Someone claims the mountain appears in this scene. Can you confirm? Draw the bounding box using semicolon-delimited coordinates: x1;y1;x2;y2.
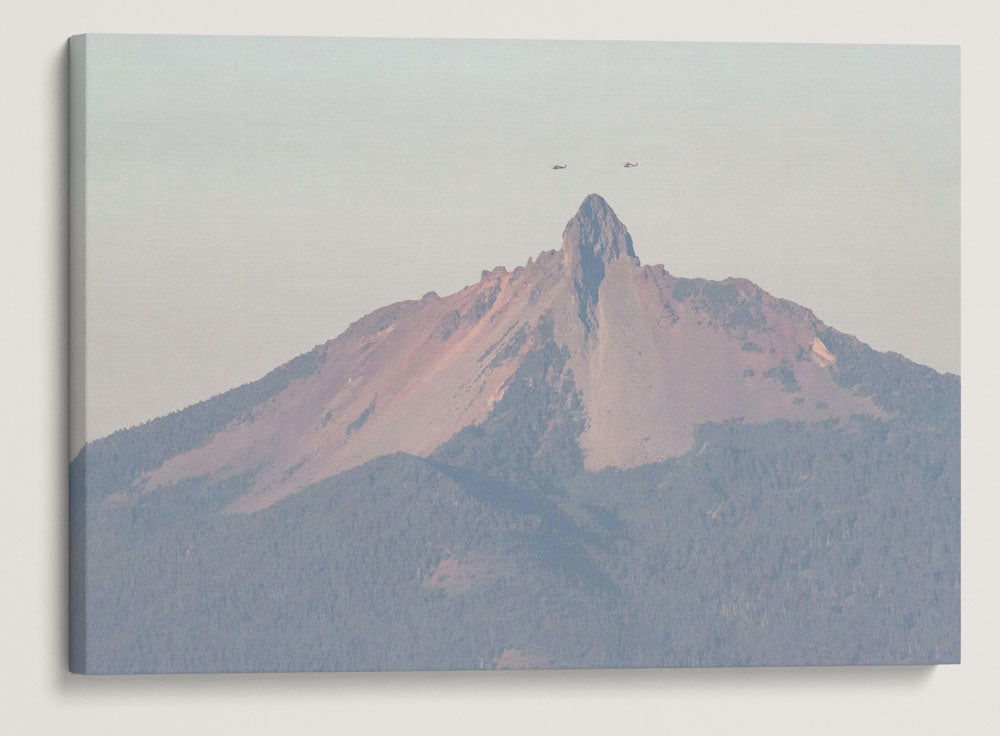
126;195;884;512
70;194;960;673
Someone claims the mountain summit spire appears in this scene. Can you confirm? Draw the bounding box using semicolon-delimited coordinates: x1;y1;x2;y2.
562;194;637;268
562;195;638;329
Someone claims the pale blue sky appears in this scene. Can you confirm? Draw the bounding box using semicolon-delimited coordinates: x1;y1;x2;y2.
82;35;959;444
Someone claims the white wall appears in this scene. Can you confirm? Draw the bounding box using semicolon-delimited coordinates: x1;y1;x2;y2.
2;2;997;734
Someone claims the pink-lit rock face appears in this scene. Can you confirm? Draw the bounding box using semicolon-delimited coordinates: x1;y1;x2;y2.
138;194;882;513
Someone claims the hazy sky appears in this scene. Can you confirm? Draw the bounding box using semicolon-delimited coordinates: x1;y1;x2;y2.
80;35;959;448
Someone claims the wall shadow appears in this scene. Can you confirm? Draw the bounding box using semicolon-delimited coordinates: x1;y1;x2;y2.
54;40;71;686
57;661;937;698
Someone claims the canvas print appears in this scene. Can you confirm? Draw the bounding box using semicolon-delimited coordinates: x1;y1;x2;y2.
68;36;960;673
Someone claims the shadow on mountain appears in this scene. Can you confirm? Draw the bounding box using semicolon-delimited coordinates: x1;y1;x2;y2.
427;459;619;599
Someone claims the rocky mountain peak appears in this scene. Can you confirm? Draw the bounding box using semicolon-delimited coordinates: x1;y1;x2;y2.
562;194;638;270
562;194;638;329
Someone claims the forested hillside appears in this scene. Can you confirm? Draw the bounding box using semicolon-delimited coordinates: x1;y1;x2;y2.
73;320;959;672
